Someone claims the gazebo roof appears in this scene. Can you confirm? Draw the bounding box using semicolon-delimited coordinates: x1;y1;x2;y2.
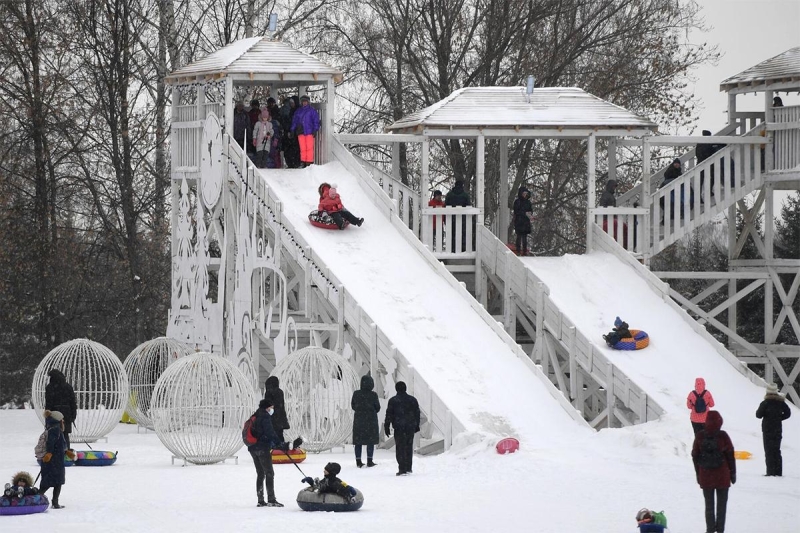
385;87;657;135
720;47;800;94
165;37;343;83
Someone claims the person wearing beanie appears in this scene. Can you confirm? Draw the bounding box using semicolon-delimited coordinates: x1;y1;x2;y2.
290;95;321;167
45;369;77;451
659;158;693;221
756;383;792;476
39;410;73;508
252;108;274;169
318;185;364;229
384;381;421;476
247;399;294;507
301;462;358;502
687;377;715;434
351;374;380;468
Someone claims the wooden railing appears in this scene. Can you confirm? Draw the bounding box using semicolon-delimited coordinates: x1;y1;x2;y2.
773;105;800;170
649;137;765;255
349;152;420;235
421;207;481;258
617;123;740;208
590;207;648;256
478;224;664;427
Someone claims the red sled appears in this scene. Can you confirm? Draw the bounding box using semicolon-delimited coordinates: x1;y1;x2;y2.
495;437;520;455
309;209;349;230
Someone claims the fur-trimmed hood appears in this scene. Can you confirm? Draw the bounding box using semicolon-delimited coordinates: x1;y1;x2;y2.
764;392;786;402
12;471;34;487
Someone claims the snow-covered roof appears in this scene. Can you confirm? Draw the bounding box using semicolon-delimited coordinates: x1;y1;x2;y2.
166;37;342;83
385;87;657;133
720;47;800;93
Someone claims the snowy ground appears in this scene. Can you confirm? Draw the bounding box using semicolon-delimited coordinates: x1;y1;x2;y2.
1;410;798;532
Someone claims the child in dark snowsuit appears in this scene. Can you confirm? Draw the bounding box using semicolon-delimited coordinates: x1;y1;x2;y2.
318;185;364;230
603;316;632;346
3;471;39;499
302;462;357;502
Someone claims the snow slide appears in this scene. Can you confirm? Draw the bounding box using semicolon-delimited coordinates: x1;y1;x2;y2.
523;252;799;440
260;163;590;447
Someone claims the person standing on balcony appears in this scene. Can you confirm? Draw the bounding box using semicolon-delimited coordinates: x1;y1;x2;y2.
253;109;274;169
445;180;471;252
233;101;251;149
291;95;320;167
772;96;783;107
512;187;533;256
599;179;617;207
247;99;261;155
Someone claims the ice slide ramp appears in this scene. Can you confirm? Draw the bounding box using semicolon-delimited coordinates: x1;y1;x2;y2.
521;250;799;439
258;161;590;448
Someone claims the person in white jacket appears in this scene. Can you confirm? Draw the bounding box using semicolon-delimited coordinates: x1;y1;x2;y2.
252;109;274;169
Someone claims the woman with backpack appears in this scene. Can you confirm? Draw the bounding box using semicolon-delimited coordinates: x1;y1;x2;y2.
691;410;735;533
38;410;75;509
687;377;715;434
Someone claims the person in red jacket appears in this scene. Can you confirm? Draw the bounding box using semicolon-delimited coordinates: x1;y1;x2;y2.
692;410;735;533
687;377;715;434
318;185;363;230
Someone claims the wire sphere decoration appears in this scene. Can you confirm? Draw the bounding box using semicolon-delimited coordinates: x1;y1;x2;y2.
123;337;193;429
272;346;359;452
150;352;258;465
32;338;130;443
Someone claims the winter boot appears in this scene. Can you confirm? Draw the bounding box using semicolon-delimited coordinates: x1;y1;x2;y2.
266;500;284;507
356;218;364;227
356;459;364;468
257;489;267;507
367;459;377;467
52;502;65;509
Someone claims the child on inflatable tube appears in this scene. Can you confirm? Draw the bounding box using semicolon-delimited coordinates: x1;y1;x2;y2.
302;462;358;502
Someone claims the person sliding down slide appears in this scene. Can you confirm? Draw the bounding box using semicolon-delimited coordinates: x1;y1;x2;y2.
318;185;364;230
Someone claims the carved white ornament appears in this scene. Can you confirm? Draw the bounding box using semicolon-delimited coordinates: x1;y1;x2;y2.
201;114;223;209
123;337;193;429
272;346;359;452
150;352;258;464
32;339;130;442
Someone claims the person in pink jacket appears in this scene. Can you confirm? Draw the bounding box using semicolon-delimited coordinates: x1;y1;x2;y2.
687;377;715;434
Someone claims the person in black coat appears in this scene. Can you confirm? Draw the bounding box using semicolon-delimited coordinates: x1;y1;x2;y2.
351;374;381;468
301;462;358;502
659;158;693;221
263;376;289;443
512;187;533;256
445;180;472;252
248;399;288;507
39;410;73;509
45;369;77;450
599;179;617;208
755;383;792;476
384;381;420;476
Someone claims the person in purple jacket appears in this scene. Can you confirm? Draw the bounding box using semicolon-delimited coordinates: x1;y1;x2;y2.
290;95;321;167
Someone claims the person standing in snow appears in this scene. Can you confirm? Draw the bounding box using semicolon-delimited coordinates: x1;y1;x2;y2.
45;369;77;451
351;374;380;468
687;377;715;435
263;376;289;444
755;382;792;476
384;381;420;476
39;410;74;509
691;410;735;533
290;95;320;167
512;186;533;256
248;399;288;507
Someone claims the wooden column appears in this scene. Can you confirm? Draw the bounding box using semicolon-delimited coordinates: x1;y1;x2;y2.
476;133;485;224
608;138;617;182
728;92;737;131
764;182;774;346
642;137;651;263
498;138;509;242
420;138;430;239
585;133;596;252
224;77;234;136
727;202;738;346
765;90;775;172
325;78;336;164
392;142;401;183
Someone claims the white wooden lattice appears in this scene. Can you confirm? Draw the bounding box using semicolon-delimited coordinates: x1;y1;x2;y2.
123;337;193;429
272;346;359;452
150;352;258;464
32;339;130;442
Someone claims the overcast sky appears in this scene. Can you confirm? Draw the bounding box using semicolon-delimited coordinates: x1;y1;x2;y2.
689;0;800;134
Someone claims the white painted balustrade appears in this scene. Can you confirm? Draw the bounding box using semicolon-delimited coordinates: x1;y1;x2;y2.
772;105;800;170
421;207;481;257
590;207;648;255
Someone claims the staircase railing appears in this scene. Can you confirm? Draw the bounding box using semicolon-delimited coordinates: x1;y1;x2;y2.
773;105;800;170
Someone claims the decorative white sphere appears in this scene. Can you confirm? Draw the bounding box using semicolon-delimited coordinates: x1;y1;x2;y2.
32;338;130;442
273;346;359;452
123;337;193;429
150;352;258;464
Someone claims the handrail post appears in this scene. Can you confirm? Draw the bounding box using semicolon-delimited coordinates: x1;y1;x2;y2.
586;133;596;252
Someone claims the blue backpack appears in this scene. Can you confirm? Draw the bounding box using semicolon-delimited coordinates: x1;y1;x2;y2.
693;391;707;413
